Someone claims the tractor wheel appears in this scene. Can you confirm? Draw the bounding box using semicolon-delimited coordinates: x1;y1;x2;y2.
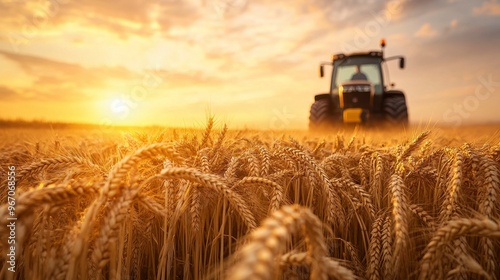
309;99;332;130
383;95;408;125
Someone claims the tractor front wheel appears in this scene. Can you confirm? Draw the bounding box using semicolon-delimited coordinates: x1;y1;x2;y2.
309;99;333;130
383;95;409;125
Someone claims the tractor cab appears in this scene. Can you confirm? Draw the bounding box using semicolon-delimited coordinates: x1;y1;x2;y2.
331;54;383;93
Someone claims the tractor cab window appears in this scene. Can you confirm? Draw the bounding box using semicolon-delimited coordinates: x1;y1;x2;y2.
332;58;384;94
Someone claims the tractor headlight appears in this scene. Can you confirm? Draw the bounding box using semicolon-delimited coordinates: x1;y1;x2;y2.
342;85;371;93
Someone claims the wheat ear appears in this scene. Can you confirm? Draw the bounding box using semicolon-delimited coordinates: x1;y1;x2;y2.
440;151;463;222
67;143;183;279
389;174;408;273
367;213;384;280
17;156;101;181
92;187;139;274
477;155;499;276
420;217;500;280
279;146;342;227
226;205;330;280
232;177;284;213
159;167;257;229
280;252;355;280
399;131;430;160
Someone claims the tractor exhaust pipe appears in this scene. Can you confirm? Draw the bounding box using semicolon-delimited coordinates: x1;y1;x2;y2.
380;38;386;58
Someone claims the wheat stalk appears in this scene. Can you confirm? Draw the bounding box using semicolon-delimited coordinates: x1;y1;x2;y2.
279;146;342;227
92;187;139;275
66;143;184;279
47;220;82;280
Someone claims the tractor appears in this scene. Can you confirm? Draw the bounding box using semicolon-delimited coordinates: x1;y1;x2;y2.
309;39;409;129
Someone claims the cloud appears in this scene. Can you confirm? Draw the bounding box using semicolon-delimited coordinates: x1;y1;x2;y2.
0;49;232;103
450;19;458;28
0;49;135;85
473;0;500;15
247;0;388;30
415;23;438;37
0;49;140;102
443;19;458;35
405;23;500;69
0;49;81;75
393;0;446;20
0;85;19;100
155;70;224;89
0;83;88;102
0;0;201;40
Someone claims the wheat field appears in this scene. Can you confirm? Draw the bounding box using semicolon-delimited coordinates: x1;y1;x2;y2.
1;120;499;280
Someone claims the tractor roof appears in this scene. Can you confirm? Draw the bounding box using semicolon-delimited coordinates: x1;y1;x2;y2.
332;51;383;61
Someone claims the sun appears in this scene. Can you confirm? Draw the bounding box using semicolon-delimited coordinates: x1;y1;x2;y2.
111;98;128;114
92;96;134;126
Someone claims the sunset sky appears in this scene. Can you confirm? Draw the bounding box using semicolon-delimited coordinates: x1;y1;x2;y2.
1;0;500;129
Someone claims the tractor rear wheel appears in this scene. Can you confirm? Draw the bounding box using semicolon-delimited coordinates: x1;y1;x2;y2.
383;95;408;125
309;99;332;130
